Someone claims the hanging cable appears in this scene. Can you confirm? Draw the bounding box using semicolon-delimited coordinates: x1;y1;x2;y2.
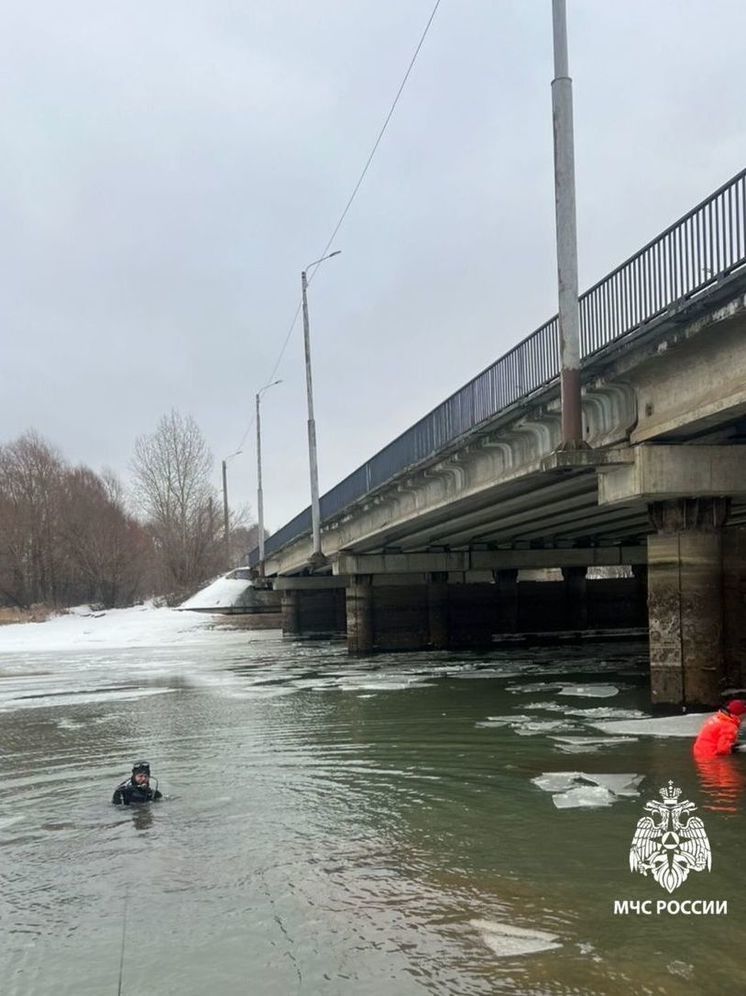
232;0;443;453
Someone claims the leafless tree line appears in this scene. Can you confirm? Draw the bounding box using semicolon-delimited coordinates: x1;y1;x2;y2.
0;412;260;610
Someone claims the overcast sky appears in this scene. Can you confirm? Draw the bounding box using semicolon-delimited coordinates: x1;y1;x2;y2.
2;1;744;532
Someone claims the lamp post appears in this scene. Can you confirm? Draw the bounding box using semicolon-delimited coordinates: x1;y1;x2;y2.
551;0;583;446
301;249;341;561
256;379;282;568
221;449;242;570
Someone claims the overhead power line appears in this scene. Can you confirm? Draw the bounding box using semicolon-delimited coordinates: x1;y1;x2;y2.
233;0;443;455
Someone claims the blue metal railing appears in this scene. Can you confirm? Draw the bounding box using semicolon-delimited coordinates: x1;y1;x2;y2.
249;167;746;566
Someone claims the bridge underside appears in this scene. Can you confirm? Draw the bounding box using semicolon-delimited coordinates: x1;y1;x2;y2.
263;284;746;709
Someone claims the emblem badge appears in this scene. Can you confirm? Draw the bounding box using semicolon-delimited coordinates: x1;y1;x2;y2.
629;781;711;893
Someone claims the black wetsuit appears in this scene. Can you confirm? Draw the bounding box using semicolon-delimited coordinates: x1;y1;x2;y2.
112;779;162;805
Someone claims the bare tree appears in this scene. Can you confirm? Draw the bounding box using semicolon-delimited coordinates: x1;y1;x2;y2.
0;432;66;607
59;467;150;607
130;411;221;593
229;521;268;567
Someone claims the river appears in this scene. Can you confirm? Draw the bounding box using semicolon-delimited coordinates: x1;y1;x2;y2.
1;612;744;995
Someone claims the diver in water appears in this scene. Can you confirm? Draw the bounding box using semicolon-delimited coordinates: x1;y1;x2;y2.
112;760;162;805
693;700;746;759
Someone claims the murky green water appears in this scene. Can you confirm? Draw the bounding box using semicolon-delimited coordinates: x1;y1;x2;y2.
1;625;745;995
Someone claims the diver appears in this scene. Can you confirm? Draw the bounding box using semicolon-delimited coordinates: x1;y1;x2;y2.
693;700;746;759
112;760;162;805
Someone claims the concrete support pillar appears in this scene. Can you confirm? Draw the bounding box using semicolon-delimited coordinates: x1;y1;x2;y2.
281;589;300;636
493;568;519;631
561;564;587;629
346;574;373;655
427;572;449;649
647;498;729;708
723;528;746;692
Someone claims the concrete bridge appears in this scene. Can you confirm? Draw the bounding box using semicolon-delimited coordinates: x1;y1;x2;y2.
248;167;746;709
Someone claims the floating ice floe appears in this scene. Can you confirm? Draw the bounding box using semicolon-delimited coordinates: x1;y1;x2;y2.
470;919;562;958
0;685;176;712
475;714;532;728
550;735;637;754
557;684;620;698
453;668;526;680
592;714;706;738
507;681;566;694
335;678;434;692
522;701;567;712
532;771;643;809
508;682;623;699
513;720;580;737
563;706;648;720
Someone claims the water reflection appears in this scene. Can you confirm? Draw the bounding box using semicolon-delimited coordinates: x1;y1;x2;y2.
130;805;154;832
695;755;746;814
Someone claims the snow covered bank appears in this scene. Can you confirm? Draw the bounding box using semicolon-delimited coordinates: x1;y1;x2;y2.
0;603;221;653
179;575;253;611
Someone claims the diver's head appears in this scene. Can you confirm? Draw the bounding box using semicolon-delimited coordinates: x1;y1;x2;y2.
131;760;151;786
726;700;746;718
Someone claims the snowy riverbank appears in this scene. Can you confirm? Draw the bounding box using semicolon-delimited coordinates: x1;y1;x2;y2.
0;603;221;654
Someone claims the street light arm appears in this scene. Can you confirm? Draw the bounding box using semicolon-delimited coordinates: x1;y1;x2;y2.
257;379;282;401
304;249;342;272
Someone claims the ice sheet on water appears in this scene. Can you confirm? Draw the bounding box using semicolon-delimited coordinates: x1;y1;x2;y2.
453;668;526;680
509;682;624;699
593;714;706;738
563;706;648;720
336;678;435;692
532;771;643;808
513;720;580;736
0;685;176;712
532;772;580;793
522;701;567;712
507;681;566;694
552;785;615;809
475;714;532;728
470;919;561;958
550;735;637;754
557;684;619;698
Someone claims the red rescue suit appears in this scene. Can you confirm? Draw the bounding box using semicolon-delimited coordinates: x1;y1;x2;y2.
693;709;742;760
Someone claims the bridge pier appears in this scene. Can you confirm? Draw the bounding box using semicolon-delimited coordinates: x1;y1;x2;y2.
647;498;729;709
280;589;300;635
427;573;449;650
346;575;373;655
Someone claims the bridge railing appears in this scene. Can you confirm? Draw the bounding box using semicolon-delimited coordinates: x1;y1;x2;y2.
249;166;746;566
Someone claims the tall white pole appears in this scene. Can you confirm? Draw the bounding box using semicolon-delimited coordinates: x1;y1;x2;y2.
301;269;322;558
256;392;265;565
222;458;230;570
551;0;583;446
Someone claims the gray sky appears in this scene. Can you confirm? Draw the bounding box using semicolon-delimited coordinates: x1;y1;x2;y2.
2;1;745;532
